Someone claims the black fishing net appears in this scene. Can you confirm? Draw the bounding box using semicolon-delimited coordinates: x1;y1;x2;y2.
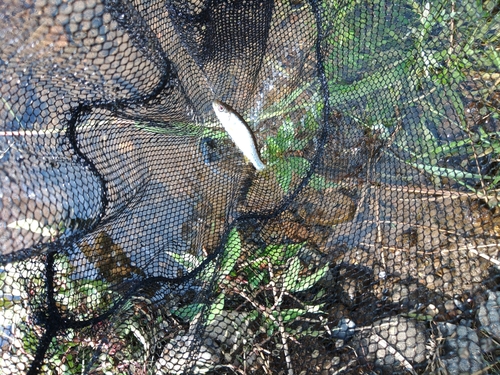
1;0;499;374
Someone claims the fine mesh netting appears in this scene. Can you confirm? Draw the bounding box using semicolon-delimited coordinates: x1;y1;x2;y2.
1;0;500;374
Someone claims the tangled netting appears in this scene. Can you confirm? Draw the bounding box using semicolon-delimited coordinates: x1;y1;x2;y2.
1;0;500;374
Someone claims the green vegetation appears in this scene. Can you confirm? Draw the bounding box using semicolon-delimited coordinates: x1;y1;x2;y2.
136;1;500;205
168;227;329;373
169;228;328;321
262;110;336;192
397;0;500;206
1;255;148;375
2;0;499;374
320;0;500;207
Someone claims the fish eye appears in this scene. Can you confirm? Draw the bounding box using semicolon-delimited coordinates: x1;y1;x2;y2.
218;105;224;111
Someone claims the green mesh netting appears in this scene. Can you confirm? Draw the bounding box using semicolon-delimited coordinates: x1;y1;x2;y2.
1;0;499;374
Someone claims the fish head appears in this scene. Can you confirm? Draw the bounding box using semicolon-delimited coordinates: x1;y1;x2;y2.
212;100;231;115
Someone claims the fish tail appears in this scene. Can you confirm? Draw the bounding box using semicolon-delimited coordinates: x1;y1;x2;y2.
253;158;266;171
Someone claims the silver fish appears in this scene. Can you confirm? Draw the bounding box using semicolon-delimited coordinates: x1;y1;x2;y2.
212;100;266;171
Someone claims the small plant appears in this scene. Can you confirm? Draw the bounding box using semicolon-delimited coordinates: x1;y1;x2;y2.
391;127;500;207
11;253;163;375
262;105;336;193
168;227;329;374
262;118;311;192
319;0;500;208
167;227;242;287
221;237;328;374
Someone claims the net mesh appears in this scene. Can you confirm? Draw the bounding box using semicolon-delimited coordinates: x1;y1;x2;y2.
1;0;499;374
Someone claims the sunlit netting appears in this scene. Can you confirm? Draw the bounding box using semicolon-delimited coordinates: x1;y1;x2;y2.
1;0;499;374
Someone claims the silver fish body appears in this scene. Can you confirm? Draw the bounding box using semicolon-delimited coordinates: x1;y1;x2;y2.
212;100;266;171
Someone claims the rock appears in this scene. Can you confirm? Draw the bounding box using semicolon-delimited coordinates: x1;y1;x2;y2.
157;333;221;375
352;316;428;373
331;318;356;340
437;322;485;374
477;290;500;339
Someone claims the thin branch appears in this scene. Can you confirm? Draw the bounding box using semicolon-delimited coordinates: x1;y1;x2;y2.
0;129;62;137
268;260;294;375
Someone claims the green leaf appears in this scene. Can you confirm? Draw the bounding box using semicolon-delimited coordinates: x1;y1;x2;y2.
262;244;284;264
275;159;294;193
206;293;225;323
220;228;241;278
273;156;311;193
283;257;301;292
258;81;315;122
166;251;201;271
260;243;304;265
172;303;204;321
284;243;304;259
264;137;282;163
202;127;229;140
247;269;266;290
135;120;226;138
0;298;14;309
280;308;308;323
276;119;296;149
290;263;330;293
288;157;310;177
406;159;492;181
309;174;338;191
266;319;277;337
